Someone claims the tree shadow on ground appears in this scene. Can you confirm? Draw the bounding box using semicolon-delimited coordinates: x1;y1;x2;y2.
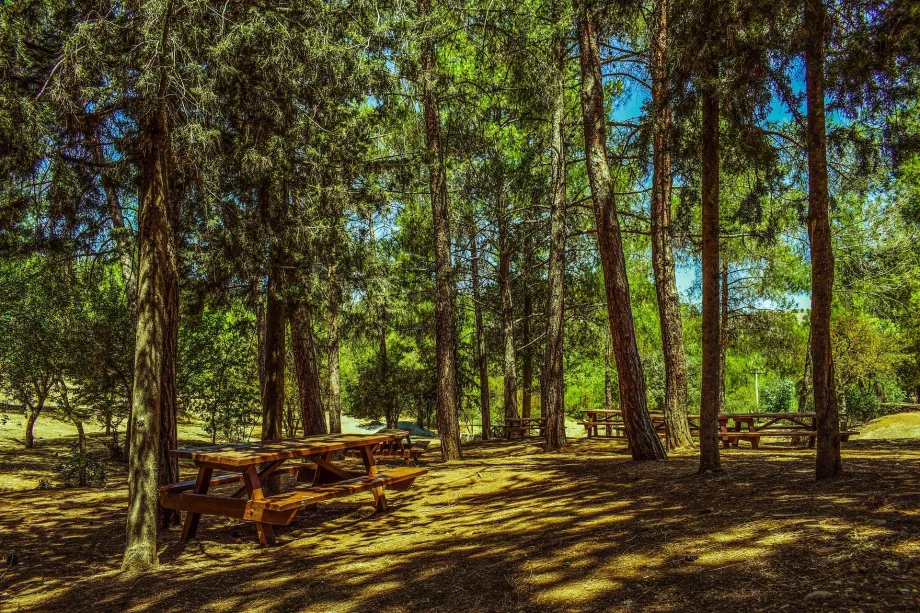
1;437;919;612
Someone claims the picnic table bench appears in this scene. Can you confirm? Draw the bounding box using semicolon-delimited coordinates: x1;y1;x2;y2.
160;432;427;546
504;417;546;439
716;412;858;448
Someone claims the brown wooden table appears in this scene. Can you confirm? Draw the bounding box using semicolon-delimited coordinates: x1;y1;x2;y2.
580;409;624;437
160;432;427;545
504;417;546;438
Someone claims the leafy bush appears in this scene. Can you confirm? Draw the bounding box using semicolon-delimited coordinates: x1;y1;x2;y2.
56;444;107;487
762;379;795;413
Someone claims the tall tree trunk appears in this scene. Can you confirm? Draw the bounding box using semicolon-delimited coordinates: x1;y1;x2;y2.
289;298;327;435
157;261;180;528
575;0;666;460
419;0;462;460
521;235;533;418
543;26;568;450
262;269;286;442
326;273;343;435
719;260;728;413
699;47;723;474
253;277;267;401
470;231;491;440
650;0;692;450
605;335;613;410
805;0;841;480
122;103;172;572
798;327;812;411
499;218;519;421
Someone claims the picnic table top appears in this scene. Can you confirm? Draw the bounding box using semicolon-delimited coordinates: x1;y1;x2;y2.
170;432;403;467
582;409;622;415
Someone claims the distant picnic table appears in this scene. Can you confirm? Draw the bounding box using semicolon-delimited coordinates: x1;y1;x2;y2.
578;409;625;438
579;409;858;448
160;432;427;546
504;417;546;439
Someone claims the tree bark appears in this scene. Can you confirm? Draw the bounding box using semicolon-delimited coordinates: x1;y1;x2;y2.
499;217;519;422
798;327;812;411
23;379;50;449
253;277;267;402
289;298;327;435
543;27;568;450
699;46;723;474
650;0;693;450
122;103;171;572
575;0;666;460
521;234;533;419
805;0;841;480
419;0;462;460
604;335;613;410
470;231;491;440
262;268;286;442
719;260;728;413
326;272;343;435
157;260;180;528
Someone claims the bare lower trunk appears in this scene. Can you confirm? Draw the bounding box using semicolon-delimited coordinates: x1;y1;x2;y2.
805;0;841;480
522;235;533;418
650;0;692;450
798;327;812;411
326;276;343;435
157;262;180;528
699;54;723;474
543;27;568;451
289;298;327;435
719;260;728;413
24;382;49;449
253;277;267;401
576;0;666;460
262;269;286;441
420;0;462;460
499;220;519;421
123;104;171;572
25;404;41;449
604;336;613;410
471;232;491;440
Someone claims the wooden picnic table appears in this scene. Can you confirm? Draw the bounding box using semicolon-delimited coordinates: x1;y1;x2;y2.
160;432;427;546
580;409;624;437
504;417;546;438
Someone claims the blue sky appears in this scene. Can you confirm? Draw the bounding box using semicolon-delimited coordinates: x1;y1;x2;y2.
609;71;812;311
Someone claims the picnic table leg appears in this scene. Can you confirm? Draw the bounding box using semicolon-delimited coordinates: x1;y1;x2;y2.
360;445;388;511
180;466;213;542
242;465;275;546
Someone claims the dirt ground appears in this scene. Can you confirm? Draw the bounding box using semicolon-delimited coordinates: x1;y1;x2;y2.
1;416;919;613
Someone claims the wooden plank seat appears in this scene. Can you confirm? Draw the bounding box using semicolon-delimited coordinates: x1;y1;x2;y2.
577;420;625;438
721;430;859;449
250;467;427;515
161;467;427;527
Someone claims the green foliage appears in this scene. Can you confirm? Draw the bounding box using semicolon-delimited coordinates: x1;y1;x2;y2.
178;304;260;443
762;379;796;413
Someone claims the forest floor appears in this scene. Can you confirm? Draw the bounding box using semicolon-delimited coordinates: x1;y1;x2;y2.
1;413;919;613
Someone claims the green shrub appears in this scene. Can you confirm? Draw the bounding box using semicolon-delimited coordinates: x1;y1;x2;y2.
762;379;795;413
